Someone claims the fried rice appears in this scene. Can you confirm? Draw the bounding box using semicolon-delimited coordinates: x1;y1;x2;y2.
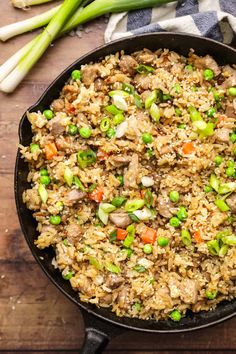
21;48;236;321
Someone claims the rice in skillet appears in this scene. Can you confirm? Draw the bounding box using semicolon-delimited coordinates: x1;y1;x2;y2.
21;48;236;321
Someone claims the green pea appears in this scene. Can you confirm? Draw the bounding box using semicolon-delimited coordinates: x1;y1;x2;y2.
204;185;213;193
111;196;126;207
226;166;235;177
230;133;236;143
203;69;214;81
169;310;181;322
214;155;223;166
142;133;153;144
157;237;169;247
206;107;216;117
143;244;153;254
228;87;236;96
185;64;193;71
106;128;115;139
113;113;124;125
175;108;182;117
206;290;218;300
169;191;179;203
40;168;48;176
71;69;81;80
169;217;181;228
43;109;54;120
68;124;78;135
79;126;92;139
49;215;61;225
133;302;141;311
177;206;188;221
100;118;111;132
30;143;40;153
40;175;51;186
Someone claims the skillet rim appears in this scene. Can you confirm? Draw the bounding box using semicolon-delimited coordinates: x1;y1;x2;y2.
15;31;236;333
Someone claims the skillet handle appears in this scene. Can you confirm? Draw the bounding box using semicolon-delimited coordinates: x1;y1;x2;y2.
80;310;125;354
80;328;108;354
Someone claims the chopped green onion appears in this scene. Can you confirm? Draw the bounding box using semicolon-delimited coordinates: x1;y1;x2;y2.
122;82;134;94
226;166;235;177
228;87;236;96
169;191;179;203
133;265;146;272
173;84;181;94
136;64;154;74
100;117;111;132
97;204;109;225
162;94;171;101
64;166;73;186
128;213;140;223
105;104;121;115
185;64;193;71
206;107;216;117
113;94;128;111
133;302;141;311
214;155;223;166
181;229;192;246
68;124;78;135
105;262;121;274
230;133;236;143
30;143;40;154
157;237;169;247
111;196;126;207
222;235;236;245
207;239;220;255
214;199;230;212
38;183;48;203
219;244;229;257
146;148;154;158
73;176;86;192
144;190;154;208
169;310;181;322
177;123;186;129
116;175;124;186
176;206;188;221
188;106;203;122
43;109;54;120
175;108;182;117
203;68;214;81
77;149;96;169
125;199;145;212
125;248;133;258
71;69;81;80
218;182;236;194
109;230;117;243
109;90;129;98
210;174;220;192
133;93;143;109
145;90;157;109
150;102;160;122
106;128;116;139
88;183;97;193
89;256;103;270
62;271;73;280
100;203;116;213
206;290;218;300
113;113;124;125
49;215;61;225
63;238;68;246
204;185;213;193
55;201;63;212
123;224;135;248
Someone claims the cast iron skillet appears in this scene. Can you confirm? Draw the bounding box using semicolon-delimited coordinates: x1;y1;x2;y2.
15;33;236;354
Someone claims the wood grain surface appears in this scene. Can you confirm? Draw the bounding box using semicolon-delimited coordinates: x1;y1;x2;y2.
0;1;235;353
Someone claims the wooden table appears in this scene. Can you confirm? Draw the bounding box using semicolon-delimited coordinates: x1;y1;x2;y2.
0;2;235;353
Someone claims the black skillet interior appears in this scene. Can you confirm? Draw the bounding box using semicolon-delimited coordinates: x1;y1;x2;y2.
15;33;236;334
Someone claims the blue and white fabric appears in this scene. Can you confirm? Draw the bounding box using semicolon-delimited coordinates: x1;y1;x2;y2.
105;0;236;45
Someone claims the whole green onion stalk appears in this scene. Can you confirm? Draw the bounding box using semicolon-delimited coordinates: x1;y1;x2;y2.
0;0;176;92
0;0;82;93
11;0;56;8
0;5;61;42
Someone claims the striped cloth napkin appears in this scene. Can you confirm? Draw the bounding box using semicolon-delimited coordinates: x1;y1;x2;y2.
105;0;236;46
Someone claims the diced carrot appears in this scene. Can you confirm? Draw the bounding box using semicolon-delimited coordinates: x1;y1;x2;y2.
193;230;202;243
97;149;110;161
140;189;146;199
116;228;128;240
217;115;226;126
89;187;104;203
140;227;157;244
182;142;195;154
45;142;58;160
65;102;75;114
